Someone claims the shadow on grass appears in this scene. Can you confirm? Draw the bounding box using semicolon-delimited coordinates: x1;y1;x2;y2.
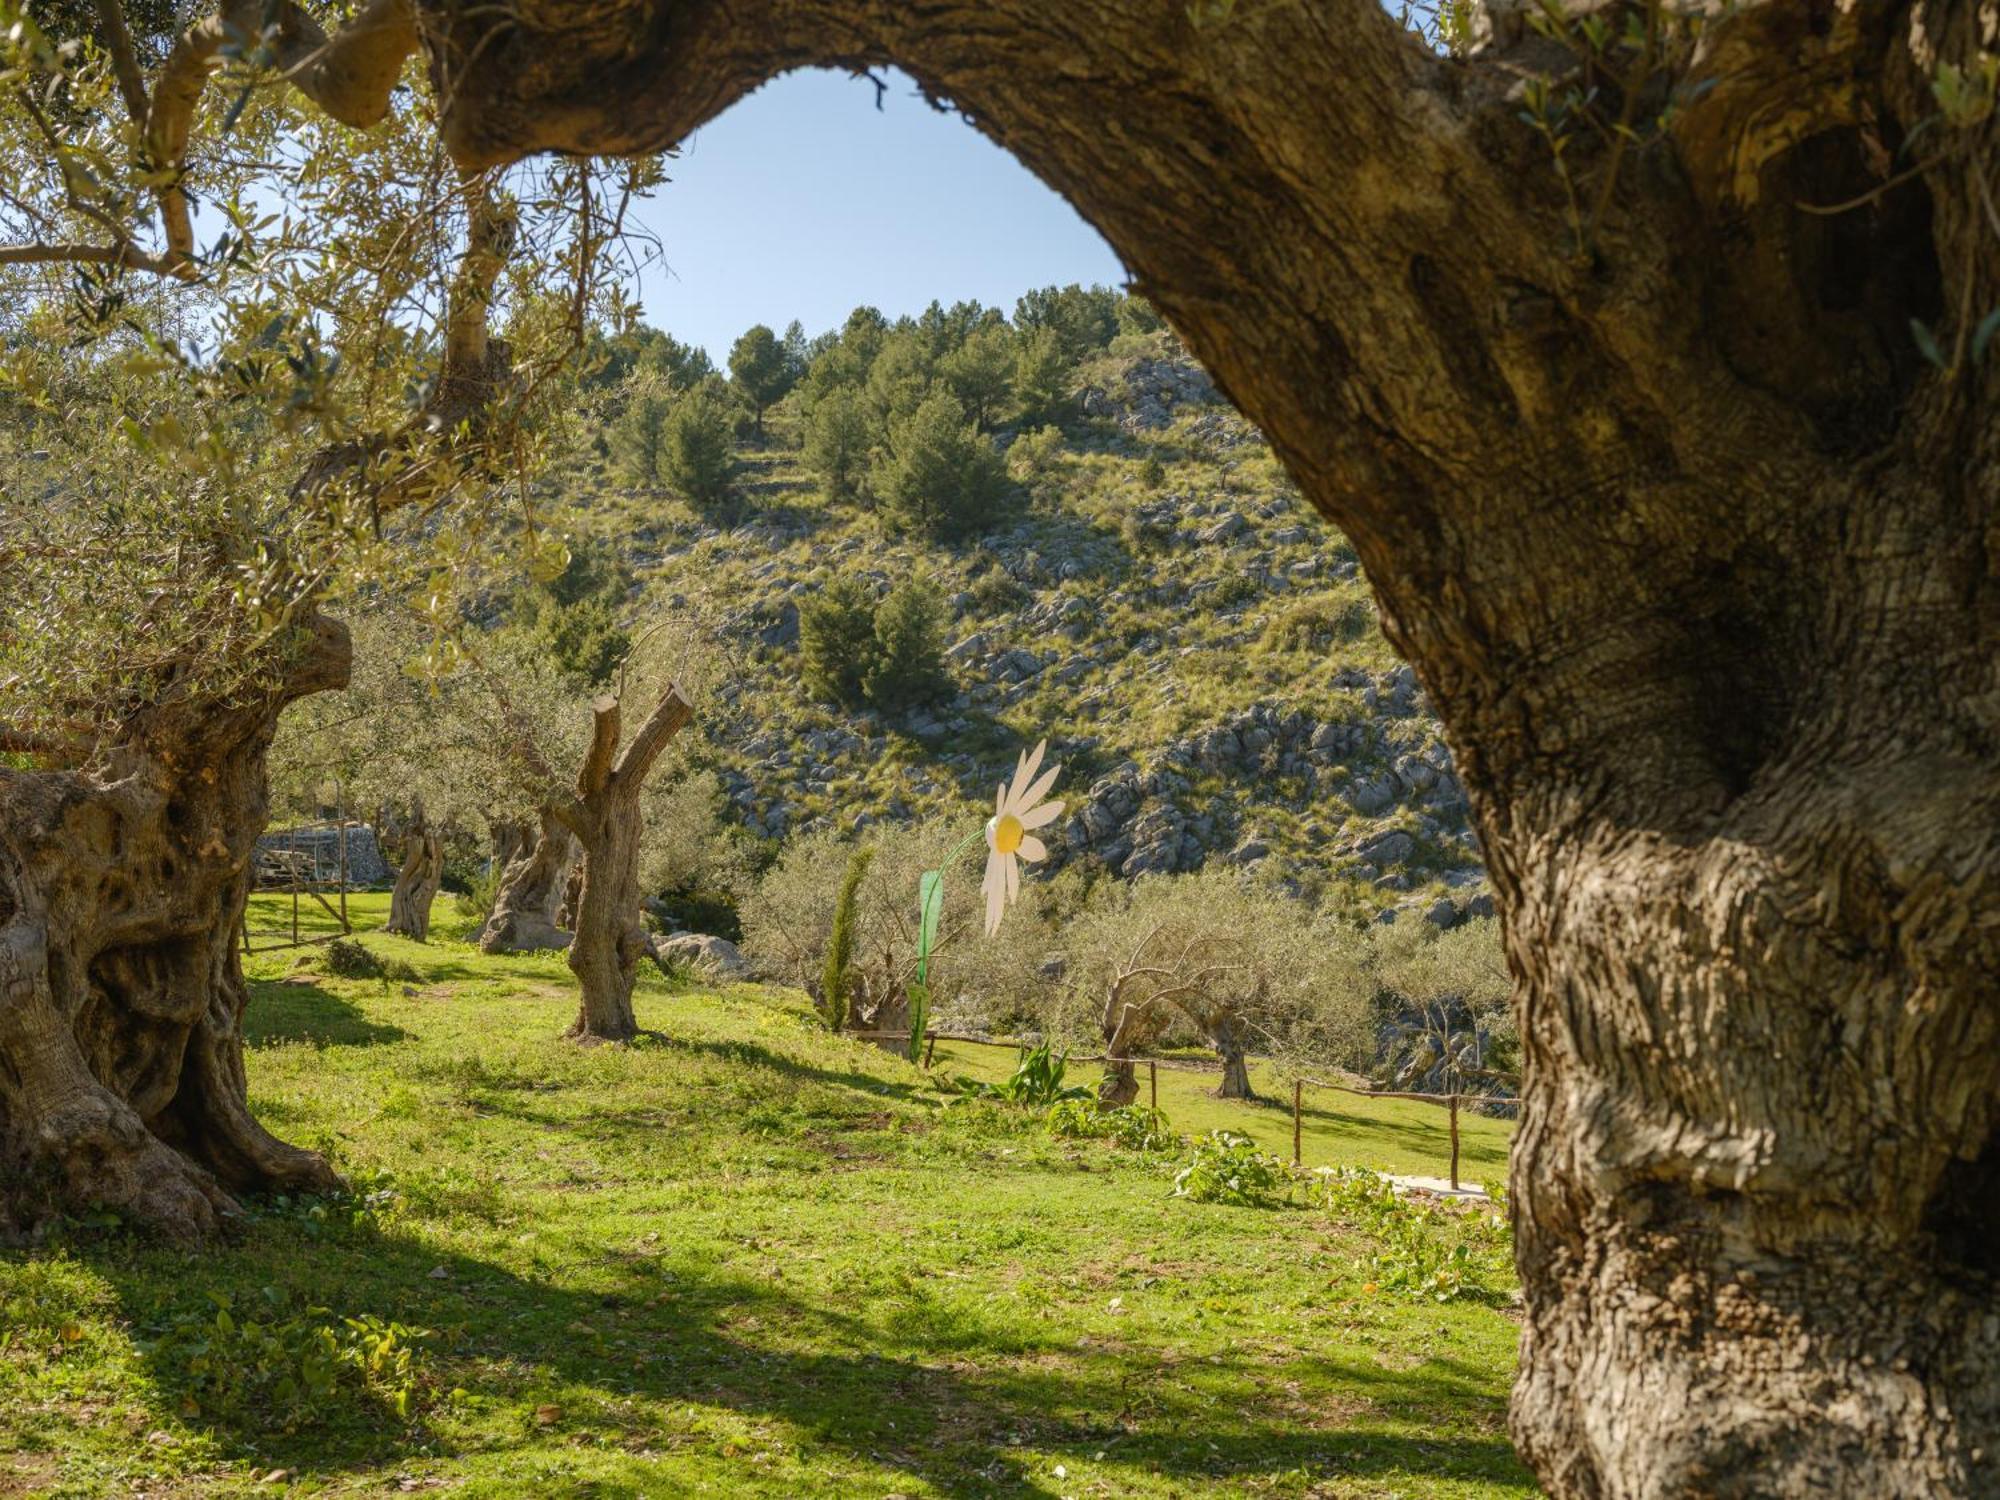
243;980;411;1048
1302;1101;1510;1172
641;1033;936;1108
86;1219;1532;1498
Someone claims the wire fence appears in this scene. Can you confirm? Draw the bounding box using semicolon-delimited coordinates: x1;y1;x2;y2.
848;1027;1506;1192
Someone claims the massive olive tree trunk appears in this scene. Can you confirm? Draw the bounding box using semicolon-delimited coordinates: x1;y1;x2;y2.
0;620;349;1240
477;806;575;954
552;688;694;1042
383;802;444;942
421;0;2000;1491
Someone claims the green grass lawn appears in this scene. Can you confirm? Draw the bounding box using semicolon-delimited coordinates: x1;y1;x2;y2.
0;894;1533;1498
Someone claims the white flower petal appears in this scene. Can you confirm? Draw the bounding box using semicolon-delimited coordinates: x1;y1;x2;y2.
1010;740;1046;808
1017;761;1061;814
1004;848;1019;903
1020;799;1064;830
983;851;1006;935
995;780;1008;818
1017;834;1047;863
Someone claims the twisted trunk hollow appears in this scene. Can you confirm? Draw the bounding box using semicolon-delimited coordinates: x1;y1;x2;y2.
384;810;444;942
478;806;575;954
0;619;351;1240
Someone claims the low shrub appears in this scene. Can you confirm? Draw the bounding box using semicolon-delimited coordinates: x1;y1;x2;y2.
1208;572;1261;610
323;938;420;984
1316;1168;1513;1303
1169;1130;1288;1206
1046;1099;1179;1152
323;938;383;979
967;566;1030;614
1259;596;1374;653
143;1288;429;1427
953;1042;1090;1107
255;1169;401;1240
450;861;500;922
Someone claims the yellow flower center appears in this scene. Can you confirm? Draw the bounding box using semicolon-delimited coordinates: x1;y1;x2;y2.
991;813;1024;854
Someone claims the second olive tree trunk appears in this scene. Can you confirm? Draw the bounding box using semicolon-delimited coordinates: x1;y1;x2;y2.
555;688;694;1043
383;804;444;942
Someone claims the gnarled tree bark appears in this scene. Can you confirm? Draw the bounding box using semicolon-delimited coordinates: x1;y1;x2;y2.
477;807;576;954
1210;1014;1255;1102
555;849;584;933
417;0;2000;1492
0;619;350;1241
382;802;445;942
0;0;508;1245
552;687;694;1042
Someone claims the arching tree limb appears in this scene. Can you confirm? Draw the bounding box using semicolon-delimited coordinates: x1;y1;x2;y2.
408;2;2000;1493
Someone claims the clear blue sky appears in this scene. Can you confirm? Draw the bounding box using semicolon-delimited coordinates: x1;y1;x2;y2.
622;68;1127;361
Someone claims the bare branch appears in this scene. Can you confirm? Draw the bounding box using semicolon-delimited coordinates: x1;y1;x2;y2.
91;0;151;122
0;729;72;760
0;241;182;272
576;694;620;798
147;0;418;261
442;174;517;392
610;684;693;785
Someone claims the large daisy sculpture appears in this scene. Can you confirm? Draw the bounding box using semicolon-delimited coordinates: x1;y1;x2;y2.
981;741;1064;936
905;741;1062;1060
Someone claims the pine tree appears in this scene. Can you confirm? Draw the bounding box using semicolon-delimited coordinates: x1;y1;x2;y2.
661;383;740;514
863;580;952;711
803;386;873;503
799;576;880;707
728;323;797;440
941;324;1016;429
1011;326;1072;427
871;391;1010;540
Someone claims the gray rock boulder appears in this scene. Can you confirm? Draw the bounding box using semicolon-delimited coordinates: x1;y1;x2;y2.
1200;513;1247;544
1347;772;1403;816
756;601;801;649
1225;835;1271;867
654;934;749;981
1358;828;1417;868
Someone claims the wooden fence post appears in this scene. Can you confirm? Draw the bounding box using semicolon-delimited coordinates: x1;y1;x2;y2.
923;1031;937;1069
337;817;349;932
289;827;300;946
1292;1080;1303;1168
1149;1059;1157;1112
1449;1092;1461;1191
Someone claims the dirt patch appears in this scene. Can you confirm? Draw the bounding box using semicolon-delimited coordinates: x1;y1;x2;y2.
0;1453;58;1497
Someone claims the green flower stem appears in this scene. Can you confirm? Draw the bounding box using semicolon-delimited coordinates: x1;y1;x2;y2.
916;823;990;984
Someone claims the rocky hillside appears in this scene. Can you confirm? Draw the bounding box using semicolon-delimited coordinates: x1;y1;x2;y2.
572;335;1489;927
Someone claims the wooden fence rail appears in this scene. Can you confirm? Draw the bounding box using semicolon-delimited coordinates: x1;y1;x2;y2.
848;1028;1505;1192
242;821;353;953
